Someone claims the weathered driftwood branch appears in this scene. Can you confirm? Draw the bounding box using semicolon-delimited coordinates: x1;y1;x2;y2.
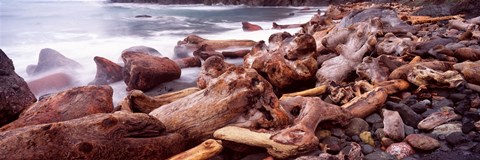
407;64;464;89
182;34;257;50
149;67;290;143
244;33;318;88
341;87;388;118
281;85;327;98
120;87;201;114
272;97;352;148
196;56;235;89
407;15;464;25
0;112;185;159
168;139;223;160
214;126;299;159
316;18;380;85
214;97;351;158
389;60;454;80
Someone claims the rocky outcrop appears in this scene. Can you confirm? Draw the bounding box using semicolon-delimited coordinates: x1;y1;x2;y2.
27;48;82;76
89;56;123;85
0;49;37;127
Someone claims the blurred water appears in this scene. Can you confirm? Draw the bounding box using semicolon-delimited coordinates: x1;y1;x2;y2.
0;0;323;103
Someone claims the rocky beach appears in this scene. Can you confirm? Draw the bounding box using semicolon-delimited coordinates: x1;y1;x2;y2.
2;0;480;159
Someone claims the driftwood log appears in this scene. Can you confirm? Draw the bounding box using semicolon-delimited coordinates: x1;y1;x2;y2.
0;112;185;160
149;67;290;143
120;87;200;114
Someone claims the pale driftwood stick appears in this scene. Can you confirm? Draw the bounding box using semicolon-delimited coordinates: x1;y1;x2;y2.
408;15;464;25
281;85;327;98
466;83;480;93
341;87;388;118
122;87;200;114
213;126;300;159
168;139;223;160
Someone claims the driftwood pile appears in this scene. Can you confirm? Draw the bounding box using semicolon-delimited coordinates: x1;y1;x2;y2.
2;2;480;160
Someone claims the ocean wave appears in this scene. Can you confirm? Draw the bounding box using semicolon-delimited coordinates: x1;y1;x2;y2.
107;3;242;10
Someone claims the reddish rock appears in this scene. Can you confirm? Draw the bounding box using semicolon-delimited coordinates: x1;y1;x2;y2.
122;52;181;91
28;48;82;76
418;107;461;130
27;72;74;96
0;85;113;131
386;142;415;159
382;109;405;141
121;45;162;56
174;56;201;69
405;134;440;151
0;112;184;160
242;21;263;31
0;49;37;126
89;56;123;85
453;61;480;85
197;56;234;89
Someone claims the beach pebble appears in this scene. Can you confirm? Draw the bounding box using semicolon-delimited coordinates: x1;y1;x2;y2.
360;131;375;146
365;113;382;124
418;107;461;130
383;109;405;140
361;144;374;154
321;136;342;154
386;101;422;127
345;118;369;136
432;123;463;135
432;96;454;108
386;142;415;159
405;134;440;151
446;132;468;145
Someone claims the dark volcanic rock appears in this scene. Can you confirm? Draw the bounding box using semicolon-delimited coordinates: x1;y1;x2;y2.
410;100;430;114
0;49;37;126
28;48;82;76
344;118;370;136
364;151;397;160
386;101;423;128
446;132;468;146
